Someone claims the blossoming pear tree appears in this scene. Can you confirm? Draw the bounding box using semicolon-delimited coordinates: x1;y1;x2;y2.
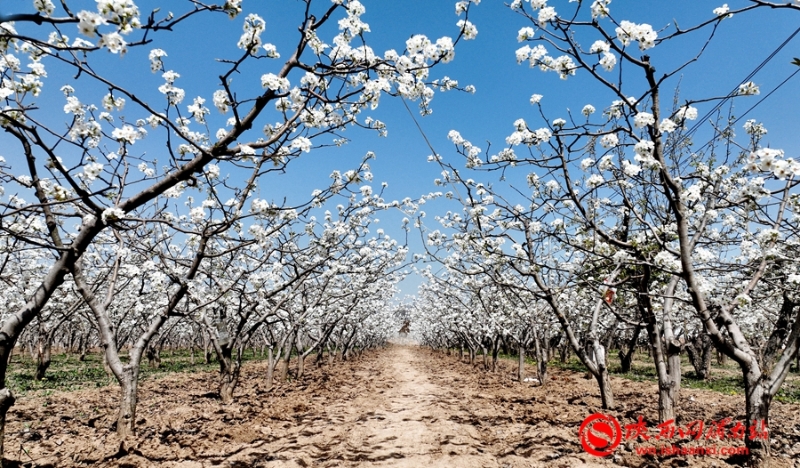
0;0;479;455
422;0;800;464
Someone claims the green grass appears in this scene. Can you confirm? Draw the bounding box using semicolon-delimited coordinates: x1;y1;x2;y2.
6;348;271;396
516;350;800;404
775;383;800;403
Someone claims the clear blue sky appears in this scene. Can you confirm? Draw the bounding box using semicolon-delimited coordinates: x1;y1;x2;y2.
6;0;800;298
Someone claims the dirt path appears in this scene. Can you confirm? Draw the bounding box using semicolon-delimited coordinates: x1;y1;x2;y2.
237;345;605;468
6;345;800;467
260;345;502;467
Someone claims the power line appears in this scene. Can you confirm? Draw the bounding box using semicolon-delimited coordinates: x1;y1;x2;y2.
732;67;800;127
666;24;800;154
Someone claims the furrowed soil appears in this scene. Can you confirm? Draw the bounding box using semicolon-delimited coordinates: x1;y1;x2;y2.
6;345;800;468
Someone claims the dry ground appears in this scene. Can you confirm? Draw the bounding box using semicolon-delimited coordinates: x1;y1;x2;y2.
5;345;800;467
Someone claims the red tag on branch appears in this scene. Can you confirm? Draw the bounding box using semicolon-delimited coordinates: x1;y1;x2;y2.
602;277;616;304
603;288;615;304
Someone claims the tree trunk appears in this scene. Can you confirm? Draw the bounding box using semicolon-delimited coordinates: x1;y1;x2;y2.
618;325;642;373
595;367;614;409
204;333;212;364
25;339;35;360
685;333;713;380
279;358;289;382
666;337;682;414
618;348;633;374
0;341;15;451
146;346;161;369
533;330;548;384
559;343;569;363
116;366;139;440
743;374;771;467
638;268;681;423
219;366;240;404
266;346;276;391
491;340;499;373
0;388;15;463
536;352;548;384
217;344;241;404
314;346;324;367
279;339;292;381
517;345;525;381
642;320;679;423
78;335;87;362
35;339;52;381
297;353;305;379
102;352;113;379
593;343;614;409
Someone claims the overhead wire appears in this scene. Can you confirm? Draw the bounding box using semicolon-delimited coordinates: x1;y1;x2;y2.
666;24;800;155
688;66;800;158
399;22;800;203
397;91;468;208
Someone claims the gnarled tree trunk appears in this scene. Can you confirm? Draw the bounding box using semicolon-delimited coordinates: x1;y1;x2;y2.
116;366;140;439
218;345;241;405
34;338;52;381
533;328;548;385
265;346;276;391
591;340;615;409
685;332;713;380
743;373;771;467
0;387;15;463
617;324;642;374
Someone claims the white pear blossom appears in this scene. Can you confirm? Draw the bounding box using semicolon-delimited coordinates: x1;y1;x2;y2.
622;160;641;177
591;0;611;19
517;27;535;42
615;21;657;50
713;4;731;16
675;105;698;121
659;118;677;133
291;136;312;153
149;48;166;72
34;0;56;15
586;174;605;188
600;133;618;148
634;112;655;128
102;207;125;223
589;40;610;54
456;19;478;40
261;73;290;92
599;52;616;71
187;97;210;123
634;140;654;157
82;162;103;181
538;7;557;27
738;81;760;96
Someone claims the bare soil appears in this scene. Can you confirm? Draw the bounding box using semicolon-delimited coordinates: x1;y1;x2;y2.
5;345;800;467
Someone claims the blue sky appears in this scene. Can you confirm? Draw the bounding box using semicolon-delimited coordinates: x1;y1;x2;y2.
317;0;800;297
6;0;800;298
